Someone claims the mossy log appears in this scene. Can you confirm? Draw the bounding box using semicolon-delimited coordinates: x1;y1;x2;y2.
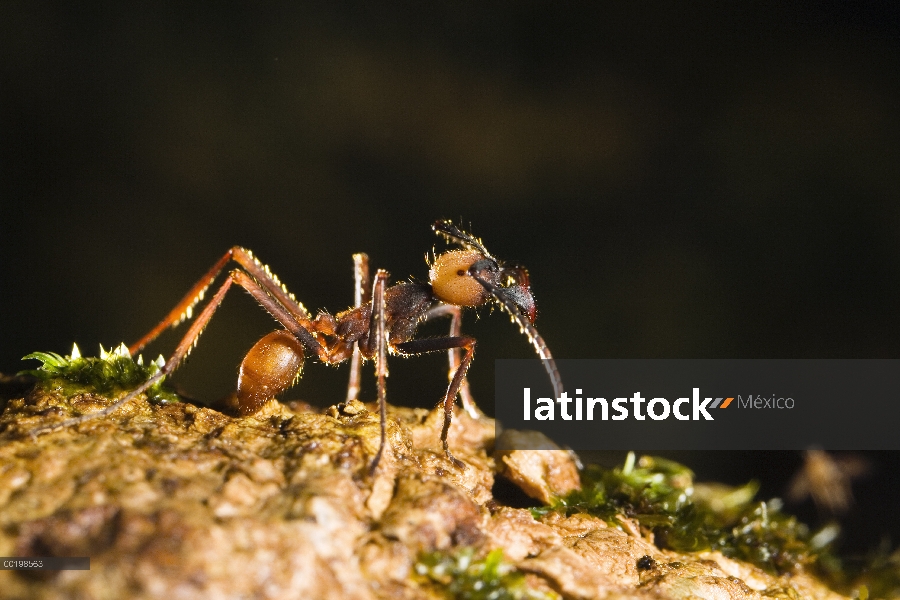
0;378;847;600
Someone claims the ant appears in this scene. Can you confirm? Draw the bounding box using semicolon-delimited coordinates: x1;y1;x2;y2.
26;220;563;471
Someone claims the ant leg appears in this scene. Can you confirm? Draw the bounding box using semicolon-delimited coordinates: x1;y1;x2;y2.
26;274;238;437
346;253;370;403
422;305;477;418
27;269;326;438
130;247;313;355
227;270;326;360
368;269;389;474
393;336;476;469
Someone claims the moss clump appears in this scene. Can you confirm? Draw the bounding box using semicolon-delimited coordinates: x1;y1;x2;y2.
415;548;558;600
21;343;178;404
535;452;833;575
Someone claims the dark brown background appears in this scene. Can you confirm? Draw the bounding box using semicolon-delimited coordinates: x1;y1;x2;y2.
3;1;899;553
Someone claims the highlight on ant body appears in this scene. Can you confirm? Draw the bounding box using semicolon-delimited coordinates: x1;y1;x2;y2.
24;220;564;471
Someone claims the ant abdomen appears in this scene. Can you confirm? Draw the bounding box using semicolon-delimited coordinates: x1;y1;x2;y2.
236;329;305;415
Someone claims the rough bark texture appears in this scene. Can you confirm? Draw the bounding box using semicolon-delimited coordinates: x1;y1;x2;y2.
0;379;847;600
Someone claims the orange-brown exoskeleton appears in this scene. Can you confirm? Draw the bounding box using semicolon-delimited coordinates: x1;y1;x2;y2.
28;220;563;471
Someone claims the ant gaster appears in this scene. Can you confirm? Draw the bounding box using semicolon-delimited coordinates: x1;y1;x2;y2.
28;221;563;471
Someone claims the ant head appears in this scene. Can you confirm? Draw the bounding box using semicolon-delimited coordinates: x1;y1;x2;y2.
430;220;537;323
431;220;563;399
429;250;497;308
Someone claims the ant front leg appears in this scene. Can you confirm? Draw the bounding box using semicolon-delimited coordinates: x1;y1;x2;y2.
422;305;478;418
393;335;476;469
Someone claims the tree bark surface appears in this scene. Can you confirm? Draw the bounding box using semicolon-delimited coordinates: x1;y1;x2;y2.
0;382;846;600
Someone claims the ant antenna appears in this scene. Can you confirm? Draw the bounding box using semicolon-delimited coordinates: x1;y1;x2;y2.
432;220;496;262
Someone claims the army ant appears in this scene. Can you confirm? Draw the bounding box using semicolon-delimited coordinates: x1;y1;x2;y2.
27;221;563;471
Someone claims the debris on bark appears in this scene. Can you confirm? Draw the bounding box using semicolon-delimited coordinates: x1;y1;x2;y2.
494;429;582;504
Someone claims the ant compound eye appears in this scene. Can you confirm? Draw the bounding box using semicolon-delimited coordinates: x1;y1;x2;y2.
429;250;492;307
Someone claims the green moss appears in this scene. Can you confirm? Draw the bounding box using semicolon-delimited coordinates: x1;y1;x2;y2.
415;548;558;600
534;452;832;575
21;343;178;404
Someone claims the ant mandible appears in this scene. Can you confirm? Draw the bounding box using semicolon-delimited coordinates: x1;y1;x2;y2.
28;220;564;471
